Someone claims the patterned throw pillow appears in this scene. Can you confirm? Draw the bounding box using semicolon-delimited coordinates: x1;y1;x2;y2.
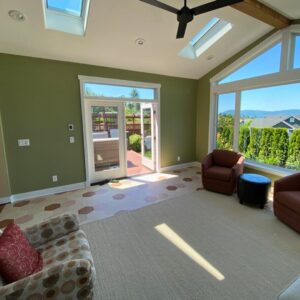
0;223;43;283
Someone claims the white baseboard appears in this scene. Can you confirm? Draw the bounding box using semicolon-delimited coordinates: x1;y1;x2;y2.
160;161;201;172
10;182;86;203
0;197;11;205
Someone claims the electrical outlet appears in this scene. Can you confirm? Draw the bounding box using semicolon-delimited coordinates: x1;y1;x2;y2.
177;156;181;162
68;124;74;131
52;175;58;182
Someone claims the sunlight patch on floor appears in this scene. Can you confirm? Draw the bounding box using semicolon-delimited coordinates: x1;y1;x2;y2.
155;223;225;281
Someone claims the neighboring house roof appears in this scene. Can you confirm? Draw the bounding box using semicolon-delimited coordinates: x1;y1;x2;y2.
250;115;300;130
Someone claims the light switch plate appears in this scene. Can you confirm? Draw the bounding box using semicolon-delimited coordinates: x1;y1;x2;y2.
70;136;75;143
18;139;30;147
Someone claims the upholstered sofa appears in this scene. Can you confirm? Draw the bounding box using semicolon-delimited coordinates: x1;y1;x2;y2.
273;173;300;233
0;214;96;299
202;149;245;195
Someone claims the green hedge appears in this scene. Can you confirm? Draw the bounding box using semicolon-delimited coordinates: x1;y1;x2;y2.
129;134;141;153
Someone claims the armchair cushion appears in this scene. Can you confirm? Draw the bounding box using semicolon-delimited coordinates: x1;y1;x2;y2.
206;166;232;182
275;191;300;215
24;214;79;248
0;223;43;283
213;149;241;168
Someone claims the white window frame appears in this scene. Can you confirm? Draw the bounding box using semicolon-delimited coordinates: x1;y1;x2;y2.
78;75;161;185
209;25;300;176
42;0;90;36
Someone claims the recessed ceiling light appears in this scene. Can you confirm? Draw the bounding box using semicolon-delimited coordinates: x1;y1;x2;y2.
8;10;26;22
135;38;145;46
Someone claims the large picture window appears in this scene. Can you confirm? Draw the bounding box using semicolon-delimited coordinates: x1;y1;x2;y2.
211;26;300;173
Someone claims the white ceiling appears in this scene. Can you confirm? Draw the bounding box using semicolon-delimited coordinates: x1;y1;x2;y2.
0;1;298;79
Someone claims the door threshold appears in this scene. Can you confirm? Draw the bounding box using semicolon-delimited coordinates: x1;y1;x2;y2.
91;177;128;186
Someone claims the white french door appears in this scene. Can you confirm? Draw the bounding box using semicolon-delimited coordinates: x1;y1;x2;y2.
85;100;126;183
141;103;155;170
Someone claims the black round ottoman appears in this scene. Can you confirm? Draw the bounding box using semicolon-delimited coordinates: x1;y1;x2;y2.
237;173;271;209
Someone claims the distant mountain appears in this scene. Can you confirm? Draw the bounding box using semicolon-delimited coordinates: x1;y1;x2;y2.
222;109;300;118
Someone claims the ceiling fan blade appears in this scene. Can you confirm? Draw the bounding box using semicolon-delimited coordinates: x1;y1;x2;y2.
192;0;243;16
139;0;178;14
176;21;187;39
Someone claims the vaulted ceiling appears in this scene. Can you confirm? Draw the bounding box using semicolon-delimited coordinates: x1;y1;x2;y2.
0;0;299;79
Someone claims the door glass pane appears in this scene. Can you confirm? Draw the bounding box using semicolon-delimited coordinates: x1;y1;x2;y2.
91;106;120;172
216;93;235;150
143;108;152;159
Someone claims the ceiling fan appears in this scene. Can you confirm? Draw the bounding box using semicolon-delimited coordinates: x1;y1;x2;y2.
139;0;243;39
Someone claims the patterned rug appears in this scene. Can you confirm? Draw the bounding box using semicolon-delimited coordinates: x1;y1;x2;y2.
0;167;205;229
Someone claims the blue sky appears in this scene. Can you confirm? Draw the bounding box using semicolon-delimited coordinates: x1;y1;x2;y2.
218;82;300;113
85;83;155;100
47;0;82;16
218;37;300;113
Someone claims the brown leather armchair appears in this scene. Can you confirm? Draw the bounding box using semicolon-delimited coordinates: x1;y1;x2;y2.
273;173;300;233
201;149;245;195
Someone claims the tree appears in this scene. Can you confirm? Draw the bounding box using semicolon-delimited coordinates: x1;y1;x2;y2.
247;128;262;159
239;127;250;154
130;88;139;99
269;129;289;167
286;129;300;170
258;128;274;163
216;114;234;150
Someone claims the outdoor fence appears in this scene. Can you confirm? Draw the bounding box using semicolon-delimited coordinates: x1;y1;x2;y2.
92;113;150;136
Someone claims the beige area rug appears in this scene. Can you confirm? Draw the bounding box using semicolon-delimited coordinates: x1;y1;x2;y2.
82;189;300;300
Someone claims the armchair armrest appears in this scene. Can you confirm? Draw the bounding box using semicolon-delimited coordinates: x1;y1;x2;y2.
274;173;300;194
0;259;94;299
201;153;213;174
24;214;79;248
232;156;245;177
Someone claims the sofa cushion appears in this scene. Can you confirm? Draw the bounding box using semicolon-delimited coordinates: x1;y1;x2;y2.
206;166;232;182
275;191;300;215
213;150;239;168
0;223;43;283
37;229;96;279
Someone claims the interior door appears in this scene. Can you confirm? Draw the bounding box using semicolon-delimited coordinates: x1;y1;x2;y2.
141;103;155;170
85;101;126;183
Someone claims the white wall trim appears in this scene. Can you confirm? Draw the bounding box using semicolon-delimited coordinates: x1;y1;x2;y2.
245;161;294;177
0;197;10;205
160;161;201;172
10;182;86;203
78;75;161;185
78;75;161;89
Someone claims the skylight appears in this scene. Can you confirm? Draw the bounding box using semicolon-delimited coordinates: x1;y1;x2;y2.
47;0;83;17
43;0;90;36
178;18;232;59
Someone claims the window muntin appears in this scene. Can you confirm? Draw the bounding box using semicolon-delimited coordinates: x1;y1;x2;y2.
293;35;300;69
216;93;235;151
218;42;282;84
84;83;155;100
47;0;83;17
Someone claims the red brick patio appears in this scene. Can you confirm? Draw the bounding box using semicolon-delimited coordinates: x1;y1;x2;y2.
127;150;151;177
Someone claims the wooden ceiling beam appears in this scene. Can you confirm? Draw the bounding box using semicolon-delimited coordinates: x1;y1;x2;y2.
231;0;291;29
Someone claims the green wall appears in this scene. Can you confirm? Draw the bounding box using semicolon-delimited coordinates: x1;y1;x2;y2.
196;30;276;162
0;54;197;194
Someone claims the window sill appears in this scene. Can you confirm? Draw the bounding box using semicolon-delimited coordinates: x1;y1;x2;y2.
245;160;297;177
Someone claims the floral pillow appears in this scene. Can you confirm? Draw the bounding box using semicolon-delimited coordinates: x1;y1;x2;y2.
0;223;43;283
